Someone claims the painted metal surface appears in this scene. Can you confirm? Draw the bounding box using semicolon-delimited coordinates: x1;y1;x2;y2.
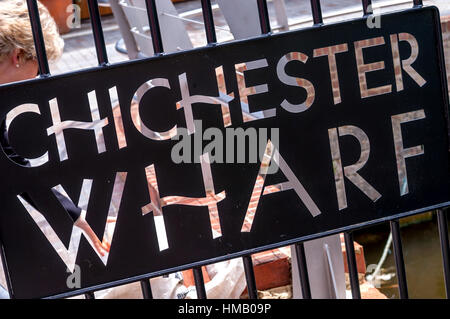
0;6;448;298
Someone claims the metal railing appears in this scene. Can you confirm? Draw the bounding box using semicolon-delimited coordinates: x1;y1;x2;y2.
5;0;447;300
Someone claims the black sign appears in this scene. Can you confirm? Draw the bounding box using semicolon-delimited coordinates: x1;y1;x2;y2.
0;7;449;298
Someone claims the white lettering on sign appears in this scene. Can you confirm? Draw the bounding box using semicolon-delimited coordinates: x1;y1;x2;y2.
177;69;230;135
313;44;348;105
234;59;276;122
5;103;49;167
276;52;316;112
390;33;427;92
46;92;109;162
391;109;426;196
354;37;393;99
241;140;321;232
4;33;427;165
130;78;177;141
328;125;382;211
141;153;226;251
17;172;126;271
4;31;433;258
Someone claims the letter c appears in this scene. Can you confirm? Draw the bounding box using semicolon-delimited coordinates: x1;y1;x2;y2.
3;103;49;167
131;78;177;141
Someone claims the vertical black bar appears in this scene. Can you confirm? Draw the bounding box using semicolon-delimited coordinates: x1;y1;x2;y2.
200;0;217;44
362;0;372;16
86;0;109;65
256;0;271;34
144;0;164;55
390;220;409;299
294;242;312;299
140;279;153;299
193;267;207;299
310;0;323;25
85;291;95;299
344;232;361;299
413;0;423;6
242;255;258;299
26;0;50;76
437;209;450;299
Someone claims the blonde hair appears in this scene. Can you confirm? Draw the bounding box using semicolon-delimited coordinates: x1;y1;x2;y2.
0;0;64;62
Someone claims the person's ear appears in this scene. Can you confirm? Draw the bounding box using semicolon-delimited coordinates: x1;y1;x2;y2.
10;48;22;68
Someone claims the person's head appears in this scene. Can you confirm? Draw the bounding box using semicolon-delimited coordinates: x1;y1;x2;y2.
0;0;64;84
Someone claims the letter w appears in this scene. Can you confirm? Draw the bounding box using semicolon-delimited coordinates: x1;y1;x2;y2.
17;172;127;272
